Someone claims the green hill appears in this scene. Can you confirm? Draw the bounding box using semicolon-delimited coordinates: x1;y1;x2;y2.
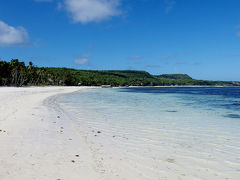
1;59;240;87
156;74;193;80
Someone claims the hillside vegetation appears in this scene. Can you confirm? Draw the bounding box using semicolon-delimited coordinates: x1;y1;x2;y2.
156;74;192;80
0;59;239;87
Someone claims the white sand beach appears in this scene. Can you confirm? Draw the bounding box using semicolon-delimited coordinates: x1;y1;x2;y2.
0;87;152;180
0;87;104;180
1;87;240;180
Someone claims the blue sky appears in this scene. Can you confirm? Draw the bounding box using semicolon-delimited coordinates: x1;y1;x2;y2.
0;0;240;81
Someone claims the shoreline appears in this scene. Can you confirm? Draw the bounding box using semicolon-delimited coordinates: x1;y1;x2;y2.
53;86;240;180
0;87;103;180
1;85;239;89
1;86;240;180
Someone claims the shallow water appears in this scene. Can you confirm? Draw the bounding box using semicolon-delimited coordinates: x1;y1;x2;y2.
58;87;240;179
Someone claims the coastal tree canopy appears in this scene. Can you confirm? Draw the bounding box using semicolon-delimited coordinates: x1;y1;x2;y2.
0;59;239;87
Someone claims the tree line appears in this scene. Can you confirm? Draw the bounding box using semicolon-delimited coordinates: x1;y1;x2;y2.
0;59;46;86
0;59;239;87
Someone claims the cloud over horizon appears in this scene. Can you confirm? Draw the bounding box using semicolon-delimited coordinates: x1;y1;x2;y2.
74;58;89;65
64;0;121;24
74;53;92;65
0;21;29;46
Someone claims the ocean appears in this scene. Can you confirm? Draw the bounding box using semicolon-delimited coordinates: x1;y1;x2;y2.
57;87;240;179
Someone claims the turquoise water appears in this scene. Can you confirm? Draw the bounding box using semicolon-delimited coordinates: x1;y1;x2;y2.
58;87;240;179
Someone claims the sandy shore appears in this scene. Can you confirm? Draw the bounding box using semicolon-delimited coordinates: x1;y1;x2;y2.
0;87;104;180
1;87;240;180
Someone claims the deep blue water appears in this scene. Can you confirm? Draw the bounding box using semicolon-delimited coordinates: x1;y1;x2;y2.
120;87;240;116
120;87;240;98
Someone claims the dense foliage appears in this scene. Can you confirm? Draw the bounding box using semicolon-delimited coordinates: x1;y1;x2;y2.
155;74;192;80
0;59;46;86
0;59;239;87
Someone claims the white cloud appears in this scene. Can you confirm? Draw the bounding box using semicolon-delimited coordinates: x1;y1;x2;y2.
74;53;92;65
64;0;121;23
74;58;89;65
0;21;29;46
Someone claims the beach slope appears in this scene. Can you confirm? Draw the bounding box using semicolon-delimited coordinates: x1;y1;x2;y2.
0;87;101;180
